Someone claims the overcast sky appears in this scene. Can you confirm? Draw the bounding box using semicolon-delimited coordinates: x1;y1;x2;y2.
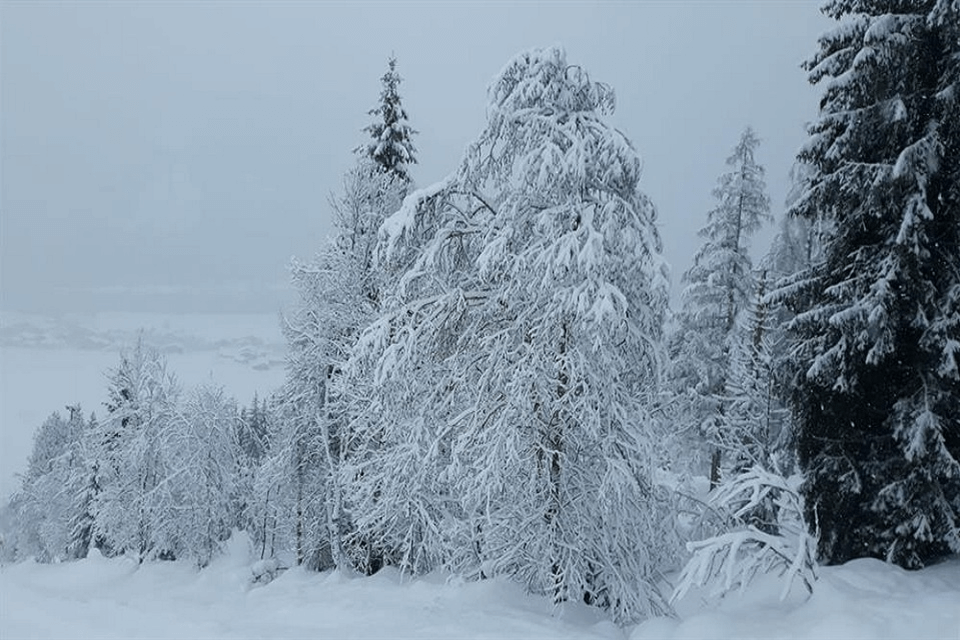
1;1;829;314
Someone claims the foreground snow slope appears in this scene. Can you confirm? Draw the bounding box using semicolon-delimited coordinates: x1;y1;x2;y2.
2;534;958;640
0;535;619;640
641;556;960;640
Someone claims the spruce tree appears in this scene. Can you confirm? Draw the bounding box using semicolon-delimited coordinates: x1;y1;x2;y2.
784;0;960;568
359;56;418;182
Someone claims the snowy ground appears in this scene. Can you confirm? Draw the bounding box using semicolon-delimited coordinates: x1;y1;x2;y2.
649;558;960;640
1;532;958;640
0;534;620;640
0;312;286;501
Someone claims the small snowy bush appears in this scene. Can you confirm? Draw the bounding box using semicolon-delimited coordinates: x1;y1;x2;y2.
250;557;287;585
672;465;818;603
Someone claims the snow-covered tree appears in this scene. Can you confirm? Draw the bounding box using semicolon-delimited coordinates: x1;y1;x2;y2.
93;340;179;561
767;163;828;284
740;164;832;474
669;127;772;485
235;394;271;540
271;158;407;571
12;406;88;562
23;408;83;483
66;411;102;559
719;271;792;470
152;384;241;567
359;56;417;182
346;46;677;622
781;0;960;568
238;394;270;463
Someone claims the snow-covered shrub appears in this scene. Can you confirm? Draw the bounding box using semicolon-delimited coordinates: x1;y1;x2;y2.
250;557;287;585
672;465;818;603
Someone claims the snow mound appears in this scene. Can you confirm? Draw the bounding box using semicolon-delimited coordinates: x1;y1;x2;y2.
638;556;960;640
3;549;958;639
1;547;616;639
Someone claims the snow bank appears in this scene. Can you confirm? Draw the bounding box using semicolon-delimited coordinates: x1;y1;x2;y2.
0;533;619;639
636;557;960;640
2;537;958;639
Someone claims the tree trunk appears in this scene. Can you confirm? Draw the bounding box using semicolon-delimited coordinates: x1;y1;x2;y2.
547;321;569;604
319;374;346;571
709;447;722;491
295;475;304;566
260;488;270;560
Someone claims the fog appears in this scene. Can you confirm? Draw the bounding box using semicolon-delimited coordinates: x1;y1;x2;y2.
1;1;828;314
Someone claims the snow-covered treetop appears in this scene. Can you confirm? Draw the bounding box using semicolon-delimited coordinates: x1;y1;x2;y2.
359;56;418;182
708;126;771;242
679;126;771;331
487;46;616;117
378;46;665;315
474;46;637;200
24;409;84;481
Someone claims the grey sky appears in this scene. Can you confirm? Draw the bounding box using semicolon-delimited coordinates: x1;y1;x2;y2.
1;1;828;314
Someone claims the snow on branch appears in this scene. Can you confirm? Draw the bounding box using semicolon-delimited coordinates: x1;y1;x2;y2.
672;466;818;604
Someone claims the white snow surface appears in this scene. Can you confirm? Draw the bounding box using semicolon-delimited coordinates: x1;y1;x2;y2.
647;557;960;640
2;532;958;640
0;533;620;640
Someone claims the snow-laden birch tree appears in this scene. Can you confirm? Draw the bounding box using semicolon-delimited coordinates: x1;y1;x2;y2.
272;160;407;571
150;384;242;567
271;57;418;571
93;339;180;561
344;46;677;622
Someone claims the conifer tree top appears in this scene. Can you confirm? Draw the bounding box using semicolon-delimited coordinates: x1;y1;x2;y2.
679;126;771;319
359;56;418;182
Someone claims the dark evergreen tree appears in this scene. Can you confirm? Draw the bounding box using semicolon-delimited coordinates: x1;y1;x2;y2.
784;0;960;568
358;56;418;181
238;393;270;463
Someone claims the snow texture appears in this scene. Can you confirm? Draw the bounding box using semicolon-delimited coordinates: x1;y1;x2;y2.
1;532;958;639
